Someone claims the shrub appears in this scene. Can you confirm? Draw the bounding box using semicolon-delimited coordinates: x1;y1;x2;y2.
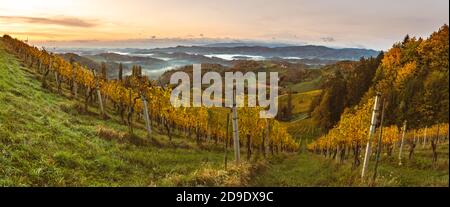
96;125;127;142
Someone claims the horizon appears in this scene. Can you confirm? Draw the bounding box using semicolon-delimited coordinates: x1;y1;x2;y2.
0;0;448;50
10;38;382;51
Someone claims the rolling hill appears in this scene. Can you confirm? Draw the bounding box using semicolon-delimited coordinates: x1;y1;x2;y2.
0;39;252;186
135;45;380;60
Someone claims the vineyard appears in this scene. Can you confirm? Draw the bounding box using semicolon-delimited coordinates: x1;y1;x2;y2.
306;25;449;184
308;96;448;170
0;25;448;187
0;40;250;186
1;34;299;163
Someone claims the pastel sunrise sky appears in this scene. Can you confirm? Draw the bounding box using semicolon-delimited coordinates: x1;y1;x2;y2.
0;0;448;49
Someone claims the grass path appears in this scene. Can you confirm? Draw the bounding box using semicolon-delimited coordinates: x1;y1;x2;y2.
251;154;361;186
251;148;449;187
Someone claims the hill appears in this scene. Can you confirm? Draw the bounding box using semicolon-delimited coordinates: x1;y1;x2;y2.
136;45;380;60
0;39;250;186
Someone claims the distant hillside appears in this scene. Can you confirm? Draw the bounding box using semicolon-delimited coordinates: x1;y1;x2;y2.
160;60;321;93
202;42;296;48
151;51;231;65
60;53;125;79
136;45;379;60
87;52;166;63
60;53;101;71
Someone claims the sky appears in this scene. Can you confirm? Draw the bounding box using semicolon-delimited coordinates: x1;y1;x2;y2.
0;0;448;50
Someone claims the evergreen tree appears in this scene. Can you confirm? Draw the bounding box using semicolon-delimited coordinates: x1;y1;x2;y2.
118;62;123;81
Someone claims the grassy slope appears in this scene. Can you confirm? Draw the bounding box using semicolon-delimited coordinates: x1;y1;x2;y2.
252;143;449;187
286;76;322;94
283;119;322;145
0;41;232;187
279;90;321;116
278;81;322;142
278;74;323;141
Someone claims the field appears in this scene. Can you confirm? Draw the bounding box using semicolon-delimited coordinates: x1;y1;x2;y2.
1;38;448;187
286;76;322;94
279;89;322;116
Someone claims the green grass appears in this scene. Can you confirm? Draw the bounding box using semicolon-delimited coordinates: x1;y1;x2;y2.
282;118;323;143
287;76;322;94
251;144;449;187
0;40;234;186
279;90;322;115
251;154;357;186
278;89;322;143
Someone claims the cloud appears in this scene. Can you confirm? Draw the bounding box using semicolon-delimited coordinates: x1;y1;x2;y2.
0;31;69;38
0;16;97;27
321;37;335;42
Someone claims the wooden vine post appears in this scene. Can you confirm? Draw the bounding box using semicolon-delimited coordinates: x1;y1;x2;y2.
361;92;381;179
72;65;78;97
371;100;387;186
263;119;269;157
232;88;241;165
422;127;427;148
93;70;105;118
398;120;407;166
224;112;230;169
141;93;152;139
54;70;61;93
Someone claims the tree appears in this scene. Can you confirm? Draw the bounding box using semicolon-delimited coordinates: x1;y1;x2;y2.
311;70;346;130
286;89;293;120
100;62;107;80
118;62;123;81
